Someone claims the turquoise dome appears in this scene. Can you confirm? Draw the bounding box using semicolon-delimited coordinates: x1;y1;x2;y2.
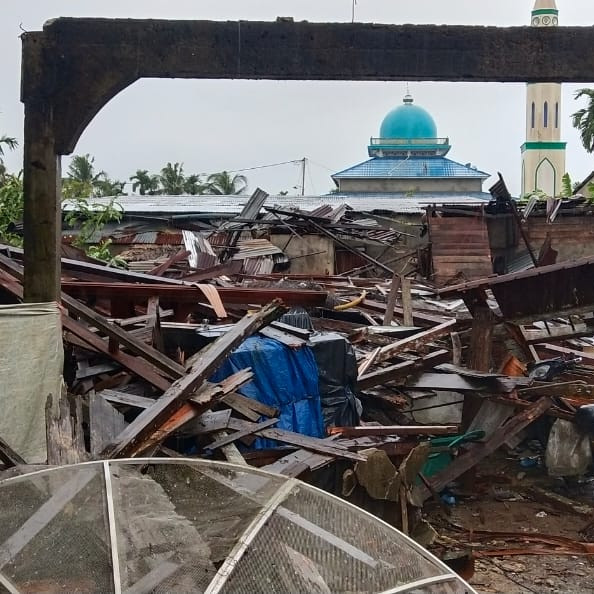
379;95;437;139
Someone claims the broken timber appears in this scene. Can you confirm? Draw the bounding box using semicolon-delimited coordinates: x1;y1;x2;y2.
102;301;285;458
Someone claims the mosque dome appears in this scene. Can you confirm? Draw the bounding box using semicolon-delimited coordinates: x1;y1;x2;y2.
379;94;437;139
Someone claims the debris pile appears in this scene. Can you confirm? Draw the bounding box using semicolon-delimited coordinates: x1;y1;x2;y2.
3;187;594;588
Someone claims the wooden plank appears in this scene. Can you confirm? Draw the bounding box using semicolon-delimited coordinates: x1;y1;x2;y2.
207;418;279;450
401;276;413;327
62;316;171;391
263;448;331;476
210;431;247;466
100;389;156;410
62;292;186;380
221;394;261;422
331;425;458;437
222;392;278;418
411;397;552;504
147;248;190;277
227;418;366;462
538;343;594;365
383;274;401;325
89;391;127;455
101;302;284;458
357;349;450;390
377;319;456;363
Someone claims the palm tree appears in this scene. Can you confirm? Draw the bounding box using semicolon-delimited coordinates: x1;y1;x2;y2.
94;177;126;197
130;169;161;195
205;171;248;195
183;174;206;195
160;162;185;195
572;89;594;153
0;135;18;180
67;154;106;185
0;135;17;159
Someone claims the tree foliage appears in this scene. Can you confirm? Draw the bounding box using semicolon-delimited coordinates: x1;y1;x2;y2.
64;197;123;249
0;173;24;247
205;171;247;195
572;89;594;153
561;173;573;198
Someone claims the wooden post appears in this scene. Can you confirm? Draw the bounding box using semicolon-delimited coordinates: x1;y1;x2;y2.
401;276;413;327
462;303;494;429
383;274;401;326
23;103;61;303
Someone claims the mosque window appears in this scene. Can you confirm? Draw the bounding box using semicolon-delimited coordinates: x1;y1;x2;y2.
544;101;549;128
531;102;535;129
555;102;559;128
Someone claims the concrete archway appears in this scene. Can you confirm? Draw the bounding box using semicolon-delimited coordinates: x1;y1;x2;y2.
20;17;594;301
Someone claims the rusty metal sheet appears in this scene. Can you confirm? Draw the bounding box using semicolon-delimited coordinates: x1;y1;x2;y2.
428;213;492;286
439;254;594;321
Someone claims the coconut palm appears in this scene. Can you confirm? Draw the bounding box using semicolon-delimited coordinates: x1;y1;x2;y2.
159;162;185;195
0;135;17;159
205;171;247;195
0;136;18;181
67;154;106;185
183;174;206;195
63;154;108;198
94;177;126;197
572;89;594;153
130;169;161;195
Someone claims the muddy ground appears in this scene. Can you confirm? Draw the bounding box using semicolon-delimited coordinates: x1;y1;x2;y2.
425;450;594;593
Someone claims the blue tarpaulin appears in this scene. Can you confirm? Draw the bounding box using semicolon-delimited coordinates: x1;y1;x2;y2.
211;336;325;448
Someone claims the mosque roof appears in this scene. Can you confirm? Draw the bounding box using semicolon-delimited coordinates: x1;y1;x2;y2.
379;94;438;139
332;156;490;180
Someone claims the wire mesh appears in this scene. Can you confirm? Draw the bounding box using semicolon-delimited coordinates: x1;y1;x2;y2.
0;465;113;593
0;460;473;594
219;482;457;594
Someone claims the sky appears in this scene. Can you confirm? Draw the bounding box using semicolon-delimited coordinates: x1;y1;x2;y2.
2;1;594;197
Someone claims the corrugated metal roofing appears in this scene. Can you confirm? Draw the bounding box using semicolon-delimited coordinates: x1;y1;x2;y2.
63;192;490;217
332;157;490;180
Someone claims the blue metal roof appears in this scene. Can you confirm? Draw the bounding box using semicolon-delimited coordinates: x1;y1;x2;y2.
332;157;490;180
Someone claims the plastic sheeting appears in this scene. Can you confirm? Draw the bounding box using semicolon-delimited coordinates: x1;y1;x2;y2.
308;332;362;428
0;302;63;462
211;336;324;448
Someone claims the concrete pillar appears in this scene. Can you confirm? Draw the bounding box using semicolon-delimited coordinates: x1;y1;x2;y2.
23;104;61;302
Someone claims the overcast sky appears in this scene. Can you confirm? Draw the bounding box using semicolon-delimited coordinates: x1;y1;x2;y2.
2;1;594;197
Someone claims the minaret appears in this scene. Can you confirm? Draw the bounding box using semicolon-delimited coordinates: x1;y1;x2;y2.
521;0;566;197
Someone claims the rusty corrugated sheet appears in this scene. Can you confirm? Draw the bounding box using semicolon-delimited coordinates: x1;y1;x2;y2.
438;254;594;322
428;213;493;286
334;249;368;274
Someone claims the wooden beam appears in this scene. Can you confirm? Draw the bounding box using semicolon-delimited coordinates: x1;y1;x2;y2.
147;249;190;277
401;276;413;327
331;425;458;437
357;349;450;390
382;275;401;325
227;418;366;462
412;397;552;504
207;418;279;450
377;319;456;363
101;301;284;458
62;292;186;380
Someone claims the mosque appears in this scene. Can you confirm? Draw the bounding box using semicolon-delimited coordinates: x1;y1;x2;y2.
330;0;566;201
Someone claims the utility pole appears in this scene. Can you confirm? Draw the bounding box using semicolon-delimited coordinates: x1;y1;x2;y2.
301;157;306;196
352;0;356;23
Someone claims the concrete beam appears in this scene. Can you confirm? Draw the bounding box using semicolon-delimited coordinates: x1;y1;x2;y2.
23;19;594;154
20;17;594;301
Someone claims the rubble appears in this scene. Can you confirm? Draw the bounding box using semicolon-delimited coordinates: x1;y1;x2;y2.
3;185;594;591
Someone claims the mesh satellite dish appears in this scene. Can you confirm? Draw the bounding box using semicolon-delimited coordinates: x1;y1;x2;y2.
0;459;475;593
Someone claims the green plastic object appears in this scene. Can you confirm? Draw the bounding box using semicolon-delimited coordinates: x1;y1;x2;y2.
421;430;486;479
